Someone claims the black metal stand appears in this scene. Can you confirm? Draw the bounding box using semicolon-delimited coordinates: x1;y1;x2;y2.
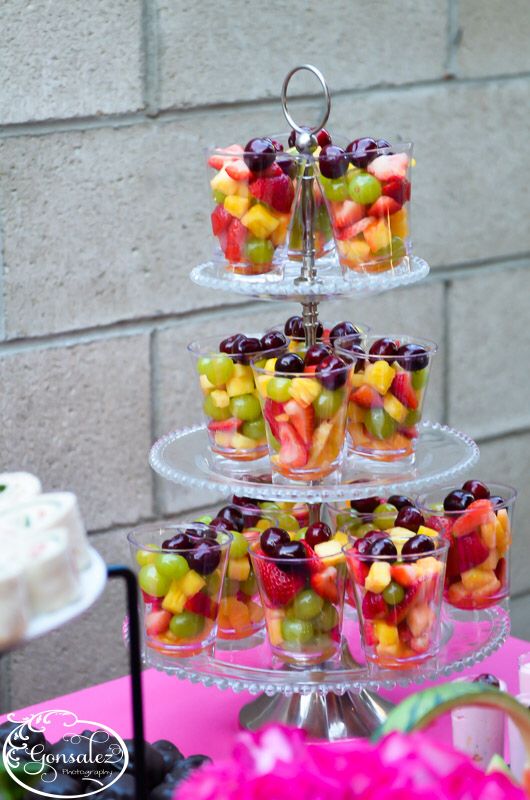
107;565;147;800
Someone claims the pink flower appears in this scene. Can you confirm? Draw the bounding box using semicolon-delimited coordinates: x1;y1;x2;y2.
174;725;525;800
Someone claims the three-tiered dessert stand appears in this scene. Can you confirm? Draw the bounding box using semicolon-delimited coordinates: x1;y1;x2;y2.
148;65;510;740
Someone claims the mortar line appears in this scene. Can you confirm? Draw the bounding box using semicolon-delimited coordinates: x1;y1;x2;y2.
141;0;160;116
475;425;530;445
446;0;461;78
2;70;530;140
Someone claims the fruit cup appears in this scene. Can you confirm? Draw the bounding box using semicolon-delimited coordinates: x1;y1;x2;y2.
188;331;288;462
207;140;299;277
128;523;232;657
252;351;352;482
250;529;347;666
345;528;448;669
335;333;437;462
269;317;370;355
317;140;413;275
416;481;516;611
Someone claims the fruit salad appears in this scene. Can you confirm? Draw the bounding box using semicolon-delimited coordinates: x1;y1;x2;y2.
207;139;299;276
316;137;412;274
188;331;288;461
252;349;351;481
269;316;369;355
417;481;516;610
250;523;347;665
345;526;448;668
128;524;232;657
335;334;437;461
326;494;418;539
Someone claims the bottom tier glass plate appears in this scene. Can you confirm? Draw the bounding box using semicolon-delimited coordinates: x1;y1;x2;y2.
145;606;509;695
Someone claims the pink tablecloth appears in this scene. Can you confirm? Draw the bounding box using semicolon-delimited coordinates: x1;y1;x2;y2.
3;636;528;760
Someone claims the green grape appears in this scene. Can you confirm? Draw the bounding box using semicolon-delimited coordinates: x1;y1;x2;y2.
253;357;267;369
267;377;292;402
203;395;231;421
405;408;422;426
212;189;226;204
313;387;343;419
383;581;405;606
169;611;205;639
428;502;445;512
347;172;382;205
281;618;314;644
269;431;280;452
315;203;333;235
195;515;213;524
240;574;257;596
136;547;157;567
230;394;261;422
206;571;221;595
155;553;189;580
277;513;299;531
412;367;430;390
293;589;324;621
196;356;212;375
204;355;234;387
314;602;338;632
230;531;249;559
357;522;377;537
364;408;397;440
223;578;239;596
138;564;171;597
246;237;275;264
373;503;398;530
319;174;349;202
376;236;406;262
289;529;304;541
242;419;266;440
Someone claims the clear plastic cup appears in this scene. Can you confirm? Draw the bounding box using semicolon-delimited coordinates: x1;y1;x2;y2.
345;533;448;669
250;543;347;666
128;523;232;657
252;355;352;481
188;333;287;462
318;142;413;275
417;483;516;610
206;143;300;277
334;333;437;462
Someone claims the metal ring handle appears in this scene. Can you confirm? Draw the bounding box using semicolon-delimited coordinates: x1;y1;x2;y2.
281;64;331;135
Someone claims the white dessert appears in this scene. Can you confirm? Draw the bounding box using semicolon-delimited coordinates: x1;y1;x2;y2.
0;554;30;649
25;529;79;614
0;492;90;570
0;472;42;512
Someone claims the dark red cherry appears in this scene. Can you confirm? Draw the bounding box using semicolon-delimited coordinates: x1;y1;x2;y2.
187;540;221;575
316;129;332;147
284;315;305;338
401;534;435;558
275;352;305;374
304;343;332;368
277;155;298;179
376;138;392;151
368;536;397;558
350;497;380;514
319;145;348;179
305;522;332;548
216;505;244;532
318;354;348;390
395;506;425;532
232;335;262;364
396;343;429;372
210;517;233;534
260;527;290;557
329;321;362;345
369;337;398;364
473;673;500;688
244;137;276;173
260;331;288;352
346;137;378;169
185;526;216;541
232;494;257;507
387;495;413;511
276;540;308;573
443;490;474;513
162;532;194;551
462;480;490;500
219;333;244;354
270;139;284;152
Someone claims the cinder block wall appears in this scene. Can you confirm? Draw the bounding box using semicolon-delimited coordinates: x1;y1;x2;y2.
1;0;529;710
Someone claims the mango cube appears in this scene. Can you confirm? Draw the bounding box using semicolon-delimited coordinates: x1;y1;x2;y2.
264;358;277;371
181;569;206;597
383;393;408;423
256;374;271;398
365;561;392;593
233;363;253;380
224;195;250;219
495;509;511;555
480;520;497;549
242;204;279;239
364;360;396;394
333;531;349;547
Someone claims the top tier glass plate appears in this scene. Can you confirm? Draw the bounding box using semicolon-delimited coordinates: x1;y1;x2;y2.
190;255;429;301
149;421;479;503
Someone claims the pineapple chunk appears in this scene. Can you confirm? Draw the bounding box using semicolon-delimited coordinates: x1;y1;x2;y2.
314;539;345;566
350;371;367;389
181;570;206;597
233;363;253;380
211;167;239;197
232;433;257;450
214;431;234;448
210;389;230;408
289;377;321;407
333;531;349;547
264;358;277;371
224;195;250;219
373;620;398;647
241;204;279;239
364;360;395;394
389;208;409;239
226;375;255;397
199;374;215;395
228;557;251;582
383;393;408;423
365;561;392;593
417;524;439;538
416;556;443;577
162;582;187;614
256;374;271;398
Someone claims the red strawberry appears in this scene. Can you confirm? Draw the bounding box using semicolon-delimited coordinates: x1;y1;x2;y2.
277;422;308;468
225;159;251;181
263;399;285;439
425;515;452;535
451;499;494;538
401;425;419;438
390;563;418;588
331;200;365;229
300;540;323;574
348;555;369;587
386;583;420;625
454;530;490;573
225;218;246;262
311;565;339;603
368;196;402;217
256;554;305;607
146;609;171;636
249;174;295;213
362;591;386;620
398;620;413;644
211;204;232;236
367;153;409;181
345;216;375;237
208;144;243;170
259;162;284;178
184;592;218;619
364;621;378;646
390;373;418;410
142;591;162;609
292;503;310;527
382;176;411;205
284;400;315;448
351;385;384;409
208;417;242;433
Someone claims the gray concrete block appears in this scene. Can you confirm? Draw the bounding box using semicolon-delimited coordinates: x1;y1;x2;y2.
511;594;530;643
0;335;152;530
447;265;530;439
157;0;447;109
0;0;143;125
458;0;530;78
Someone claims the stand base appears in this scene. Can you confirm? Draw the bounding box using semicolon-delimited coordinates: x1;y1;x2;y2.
239;689;394;740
